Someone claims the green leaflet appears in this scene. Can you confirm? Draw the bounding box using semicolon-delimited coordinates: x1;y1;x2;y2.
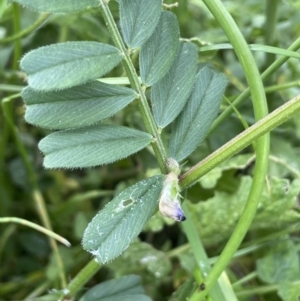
187;177;300;247
169;67;228;161
151;42;198;128
11;0;99;13
20;42;122;91
39;125;153;168
82;175;164;263
22;82;137;129
139;11;180;86
278;282;300;301
79;275;150;301
108;241;172;279
256;237;300;284
120;0;162;49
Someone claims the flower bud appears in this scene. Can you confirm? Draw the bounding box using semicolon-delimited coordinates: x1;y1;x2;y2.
158;159;186;222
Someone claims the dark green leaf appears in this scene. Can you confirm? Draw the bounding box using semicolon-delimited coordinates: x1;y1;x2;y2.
21;42;122;91
79;275;149;301
169;67;227;161
120;0;162;49
139;11;180;86
11;0;99;13
256;237;300;284
39;125;153;168
151;42;198;128
22;82;137;129
82;175;164;263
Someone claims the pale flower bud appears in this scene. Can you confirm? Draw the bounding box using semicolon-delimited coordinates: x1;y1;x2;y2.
158;159;186;222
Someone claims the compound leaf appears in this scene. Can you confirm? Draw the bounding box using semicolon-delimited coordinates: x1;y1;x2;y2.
21;42;122;91
139;11;180;86
82;175;164;263
11;0;99;13
120;0;162;49
22;82;137;129
169;67;227;161
151;42;198;128
39;125;153;168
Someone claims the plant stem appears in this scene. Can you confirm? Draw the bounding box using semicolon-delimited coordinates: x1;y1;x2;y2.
184;95;300;300
99;0;168;173
12;3;21;69
264;0;279;68
265;80;300;93
2;94;67;288
180;94;300;188
188;0;270;299
182;204;233;301
65;259;101;296
234;282;299;298
211;35;300;132
232;271;257;288
0;13;50;44
0;217;70;247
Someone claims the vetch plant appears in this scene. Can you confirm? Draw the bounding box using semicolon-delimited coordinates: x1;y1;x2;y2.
7;0;300;300
19;0;228;265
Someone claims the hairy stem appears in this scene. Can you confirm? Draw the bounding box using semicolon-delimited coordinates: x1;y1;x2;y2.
99;0;168;173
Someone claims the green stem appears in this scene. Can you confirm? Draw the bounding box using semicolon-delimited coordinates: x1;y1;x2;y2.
211;35;300;132
264;0;279;68
180;94;300;188
65;259;101;296
2;94;67;288
265;80;300;93
188;0;270;299
12;3;21;69
0;217;70;247
235;283;289;298
99;0;168;174
0;13;50;44
182;204;232;301
232;271;257;288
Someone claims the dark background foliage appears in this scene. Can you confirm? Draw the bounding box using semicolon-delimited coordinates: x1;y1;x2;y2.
1;0;300;300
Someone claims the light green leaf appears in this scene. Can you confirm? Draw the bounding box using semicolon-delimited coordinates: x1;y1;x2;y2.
169;67;227;161
151;42;198;128
256;238;300;284
109;241;172;279
22;81;137;129
21;42;122;91
0;0;7;19
199;154;254;189
139;11;180;86
39;125;153;168
187;177;300;247
278;282;300;301
79;275;150;301
11;0;99;13
82;175;164;263
120;0;162;49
